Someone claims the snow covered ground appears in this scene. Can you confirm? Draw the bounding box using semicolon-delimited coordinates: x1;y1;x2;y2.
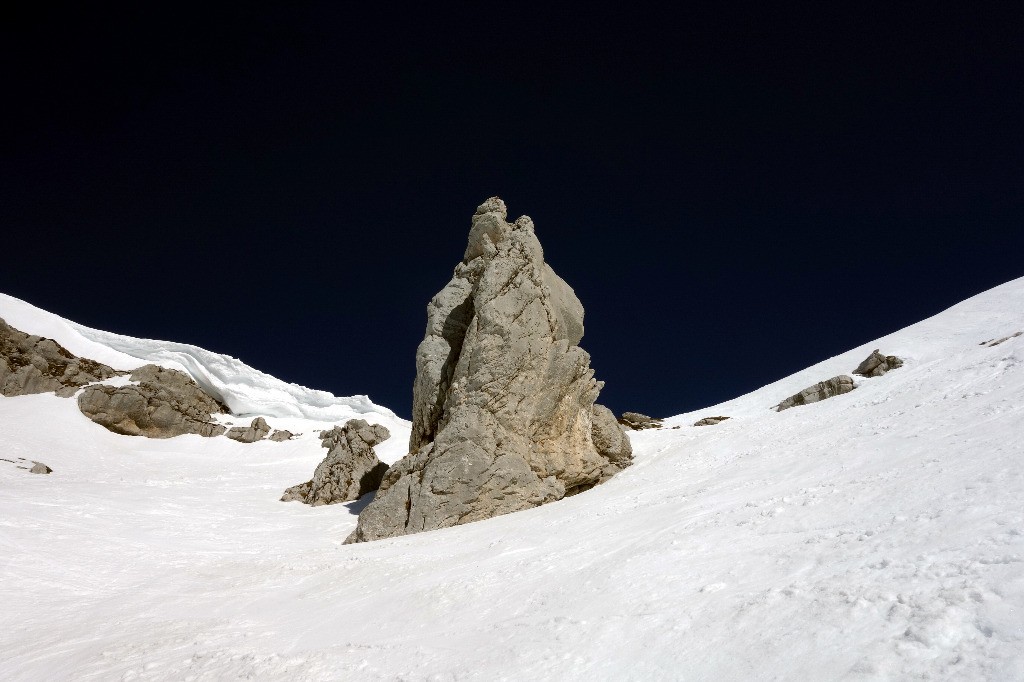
1;279;1022;680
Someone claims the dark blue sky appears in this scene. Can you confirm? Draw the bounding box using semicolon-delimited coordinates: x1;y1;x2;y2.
3;5;1022;419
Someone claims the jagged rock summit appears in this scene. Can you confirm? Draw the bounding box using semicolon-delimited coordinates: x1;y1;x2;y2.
347;197;632;543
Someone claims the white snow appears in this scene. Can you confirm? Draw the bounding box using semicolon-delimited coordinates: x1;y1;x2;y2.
2;278;1023;680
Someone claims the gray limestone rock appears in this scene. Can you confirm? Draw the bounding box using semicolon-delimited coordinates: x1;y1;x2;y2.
775;375;856;412
78;364;228;438
0;317;125;397
853;349;904;377
225;417;271;443
269;429;295;442
618;412;664;430
29;462;52;474
347;198;632;543
694;416;730;427
282;419;390;506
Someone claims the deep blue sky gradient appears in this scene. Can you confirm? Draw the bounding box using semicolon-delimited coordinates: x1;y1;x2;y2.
3;5;1022;419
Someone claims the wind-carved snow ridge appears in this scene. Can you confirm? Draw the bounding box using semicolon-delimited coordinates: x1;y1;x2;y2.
0;293;394;420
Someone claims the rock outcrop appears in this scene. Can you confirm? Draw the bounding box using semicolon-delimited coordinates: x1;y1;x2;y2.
1;317;125;397
775;375;855;412
78;364;228;438
981;331;1022;347
269;429;295;442
694;416;730;427
347;198;632;543
853;349;904;377
281;419;390;506
618;412;663;430
225;417;271;443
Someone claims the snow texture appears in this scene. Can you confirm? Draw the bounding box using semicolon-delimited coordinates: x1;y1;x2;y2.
2;278;1024;680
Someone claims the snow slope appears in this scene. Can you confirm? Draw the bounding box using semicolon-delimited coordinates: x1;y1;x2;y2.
0;293;395;421
1;278;1023;680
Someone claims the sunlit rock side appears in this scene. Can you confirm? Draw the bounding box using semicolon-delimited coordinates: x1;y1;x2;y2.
347;197;632;543
0;317;125;397
775;375;856;412
281;419;390;505
78;364;228;438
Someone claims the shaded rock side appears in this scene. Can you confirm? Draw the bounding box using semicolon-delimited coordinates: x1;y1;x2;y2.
348;197;632;543
281;419;390;506
225;417;271;443
78;364;228;438
775;375;855;412
853;349;904;377
0;317;125;397
694;416;730;427
619;412;664;430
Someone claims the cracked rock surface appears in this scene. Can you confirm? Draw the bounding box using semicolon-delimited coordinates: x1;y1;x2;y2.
281;419;390;505
775;375;856;412
225;417;271;443
347;197;632;543
853;349;904;377
78;364;228;438
1;317;125;397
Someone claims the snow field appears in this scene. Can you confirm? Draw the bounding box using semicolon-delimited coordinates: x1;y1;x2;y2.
1;278;1023;680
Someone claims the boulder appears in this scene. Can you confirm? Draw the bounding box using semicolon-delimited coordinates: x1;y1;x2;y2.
853;349;904;377
775;375;856;412
225;417;271;443
269;429;295;442
29;462;52;474
694;416;730;427
619;412;663;430
78;364;227;438
347;198;632;543
281;419;390;506
0;317;125;397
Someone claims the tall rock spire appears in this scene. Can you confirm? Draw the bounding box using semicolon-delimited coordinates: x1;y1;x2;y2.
347;198;631;543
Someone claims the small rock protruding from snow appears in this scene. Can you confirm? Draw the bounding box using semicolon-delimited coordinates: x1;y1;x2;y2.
619;412;664;430
225;417;271;443
268;429;295;442
282;419;390;506
29;461;52;474
853;349;904;377
981;331;1022;347
694;416;731;427
775;375;856;412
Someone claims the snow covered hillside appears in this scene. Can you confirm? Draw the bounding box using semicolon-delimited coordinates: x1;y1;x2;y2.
2;278;1023;680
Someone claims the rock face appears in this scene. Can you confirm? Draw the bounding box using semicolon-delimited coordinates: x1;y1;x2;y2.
78;364;228;438
694;416;730;427
0;317;125;397
853;349;904;377
347;197;632;543
775;375;856;412
281;419;390;506
225;417;271;443
619;412;663;430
